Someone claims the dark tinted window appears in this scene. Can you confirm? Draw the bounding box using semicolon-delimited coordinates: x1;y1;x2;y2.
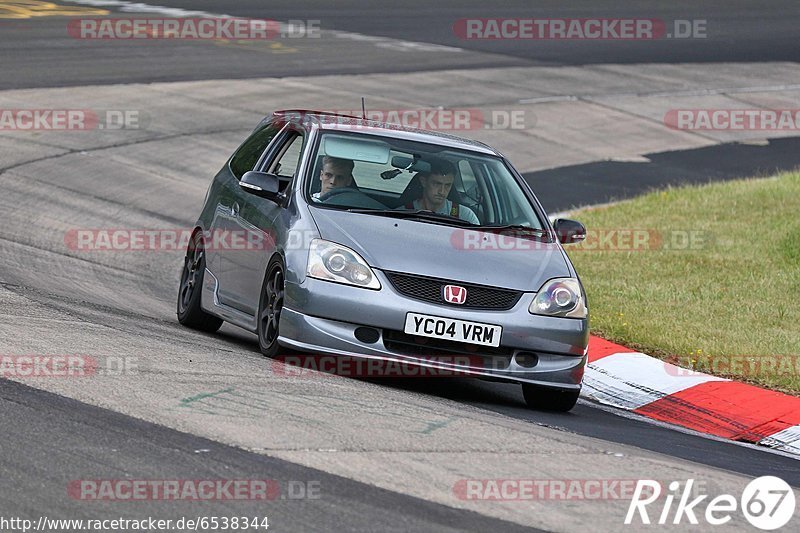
229;124;281;179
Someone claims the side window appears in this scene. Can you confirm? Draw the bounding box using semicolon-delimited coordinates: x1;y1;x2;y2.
229;124;281;179
268;133;304;179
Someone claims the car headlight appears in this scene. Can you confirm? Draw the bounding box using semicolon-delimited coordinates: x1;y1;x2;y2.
307;239;381;290
529;278;587;318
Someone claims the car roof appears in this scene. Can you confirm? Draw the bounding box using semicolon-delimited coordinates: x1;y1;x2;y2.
270;109;499;156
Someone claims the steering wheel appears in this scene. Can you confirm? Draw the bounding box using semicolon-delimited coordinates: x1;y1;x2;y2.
318;188;354;202
317;188;388;209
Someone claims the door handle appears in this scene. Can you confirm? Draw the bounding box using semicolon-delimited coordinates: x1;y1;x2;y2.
231;202;240;217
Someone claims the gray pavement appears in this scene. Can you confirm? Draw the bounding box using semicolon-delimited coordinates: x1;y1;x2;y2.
1;2;800;531
0;1;797;88
526;136;800;212
1;61;799;530
0;378;541;532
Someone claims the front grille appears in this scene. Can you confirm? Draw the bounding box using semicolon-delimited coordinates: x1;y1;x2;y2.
384;271;522;310
383;330;513;364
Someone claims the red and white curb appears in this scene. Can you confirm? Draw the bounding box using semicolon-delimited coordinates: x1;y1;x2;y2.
584;336;800;456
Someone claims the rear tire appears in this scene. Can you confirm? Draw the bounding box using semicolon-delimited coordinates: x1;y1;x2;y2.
177;232;223;332
257;258;285;358
521;383;580;412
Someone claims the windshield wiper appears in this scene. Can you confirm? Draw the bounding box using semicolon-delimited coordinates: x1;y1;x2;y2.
472;224;551;241
346;208;476;227
474;224;545;233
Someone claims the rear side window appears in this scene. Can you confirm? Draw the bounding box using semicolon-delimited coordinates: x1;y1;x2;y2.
270;134;304;179
229;124;281;179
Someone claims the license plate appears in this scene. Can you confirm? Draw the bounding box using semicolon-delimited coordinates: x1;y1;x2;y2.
404;313;502;347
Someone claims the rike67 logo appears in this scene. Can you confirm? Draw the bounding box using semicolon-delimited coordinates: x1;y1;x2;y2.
625;477;795;530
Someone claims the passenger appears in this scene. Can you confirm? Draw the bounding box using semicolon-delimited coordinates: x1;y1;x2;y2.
313;156;355;200
403;159;479;224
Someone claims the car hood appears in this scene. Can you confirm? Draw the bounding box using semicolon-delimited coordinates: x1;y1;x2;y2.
309;207;572;291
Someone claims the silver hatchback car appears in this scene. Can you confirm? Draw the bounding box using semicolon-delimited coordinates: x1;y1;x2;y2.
178;110;589;411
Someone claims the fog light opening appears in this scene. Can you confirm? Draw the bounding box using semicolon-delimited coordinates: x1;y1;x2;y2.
514;352;539;369
354;327;380;344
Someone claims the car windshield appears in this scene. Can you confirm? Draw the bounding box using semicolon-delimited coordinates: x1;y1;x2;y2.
307;130;545;229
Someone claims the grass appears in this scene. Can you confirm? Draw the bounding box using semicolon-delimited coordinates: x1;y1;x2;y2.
565;171;800;394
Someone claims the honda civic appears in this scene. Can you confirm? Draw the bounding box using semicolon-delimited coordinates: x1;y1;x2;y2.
177;110;589;411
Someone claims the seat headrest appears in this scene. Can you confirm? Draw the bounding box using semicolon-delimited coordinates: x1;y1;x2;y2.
397;171;463;207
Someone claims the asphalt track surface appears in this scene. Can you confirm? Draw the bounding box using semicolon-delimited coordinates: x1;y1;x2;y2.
0;379;539;532
0;0;797;88
525;136;800;212
1;1;800;531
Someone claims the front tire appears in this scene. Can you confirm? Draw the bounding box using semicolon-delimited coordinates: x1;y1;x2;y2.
257;258;285;357
521;383;580;412
177;232;223;332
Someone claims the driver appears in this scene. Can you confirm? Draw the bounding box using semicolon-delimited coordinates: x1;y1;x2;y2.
312;156;355;200
403;159;479;224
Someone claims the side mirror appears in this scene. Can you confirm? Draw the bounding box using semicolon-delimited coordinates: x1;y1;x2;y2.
240;171;281;202
553;218;586;244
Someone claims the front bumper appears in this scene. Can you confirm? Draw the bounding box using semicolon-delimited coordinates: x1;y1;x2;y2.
279;270;588;389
